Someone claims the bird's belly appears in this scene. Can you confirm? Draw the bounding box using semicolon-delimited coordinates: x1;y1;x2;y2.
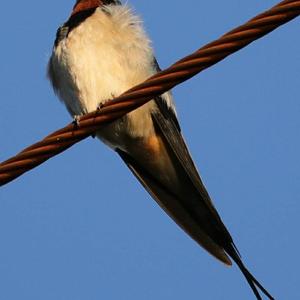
96;100;157;152
49;9;160;149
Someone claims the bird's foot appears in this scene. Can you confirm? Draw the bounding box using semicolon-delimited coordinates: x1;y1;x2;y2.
97;93;116;111
72;115;80;128
97;103;105;111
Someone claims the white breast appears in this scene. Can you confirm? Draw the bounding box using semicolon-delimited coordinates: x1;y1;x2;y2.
48;5;175;149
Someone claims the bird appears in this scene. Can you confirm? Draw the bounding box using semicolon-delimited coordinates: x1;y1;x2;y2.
48;1;274;299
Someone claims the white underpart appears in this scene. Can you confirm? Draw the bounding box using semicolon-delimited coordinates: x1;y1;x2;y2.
48;4;176;150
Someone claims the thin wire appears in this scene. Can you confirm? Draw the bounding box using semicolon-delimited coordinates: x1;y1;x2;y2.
0;0;299;186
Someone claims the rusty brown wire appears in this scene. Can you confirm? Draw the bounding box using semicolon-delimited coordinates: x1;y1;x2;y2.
1;0;300;187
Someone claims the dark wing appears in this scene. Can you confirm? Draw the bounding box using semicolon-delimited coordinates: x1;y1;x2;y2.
152;96;274;300
116;144;232;265
116;57;274;300
152;95;237;254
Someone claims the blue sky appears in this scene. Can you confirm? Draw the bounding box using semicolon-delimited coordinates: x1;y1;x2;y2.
0;1;299;299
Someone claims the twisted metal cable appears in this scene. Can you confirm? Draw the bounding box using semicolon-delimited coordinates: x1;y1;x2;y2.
1;0;299;187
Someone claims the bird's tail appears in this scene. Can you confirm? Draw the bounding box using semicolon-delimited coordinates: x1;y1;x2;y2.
227;244;275;300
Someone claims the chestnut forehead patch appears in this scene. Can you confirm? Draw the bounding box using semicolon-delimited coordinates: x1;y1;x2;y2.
72;0;102;16
71;0;120;16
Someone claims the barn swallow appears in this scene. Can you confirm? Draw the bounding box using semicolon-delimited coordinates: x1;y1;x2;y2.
48;1;274;299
